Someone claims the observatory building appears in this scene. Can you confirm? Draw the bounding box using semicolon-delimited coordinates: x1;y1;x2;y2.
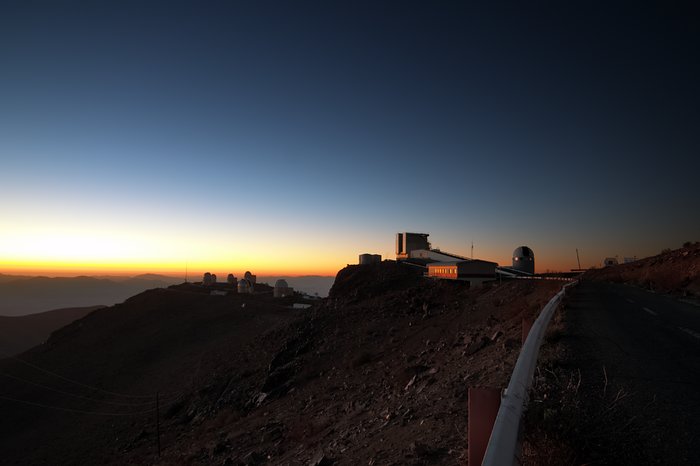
238;278;253;294
273;279;294;298
244;271;257;285
512;246;535;274
603;257;619;267
396;232;430;260
227;274;237;287
427;259;498;287
359;253;382;265
203;272;213;286
395;232;469;263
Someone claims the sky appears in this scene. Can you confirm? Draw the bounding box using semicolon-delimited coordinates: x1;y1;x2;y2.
1;1;698;276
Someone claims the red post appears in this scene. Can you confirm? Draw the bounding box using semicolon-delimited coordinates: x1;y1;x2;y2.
468;387;501;465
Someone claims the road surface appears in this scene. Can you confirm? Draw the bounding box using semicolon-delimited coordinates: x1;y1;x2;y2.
566;281;700;464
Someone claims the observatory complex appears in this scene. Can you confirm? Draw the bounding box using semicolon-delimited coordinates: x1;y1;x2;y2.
200;270;257;294
394;232;536;285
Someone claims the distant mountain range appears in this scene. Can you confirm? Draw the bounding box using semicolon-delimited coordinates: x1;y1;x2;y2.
0;274;182;316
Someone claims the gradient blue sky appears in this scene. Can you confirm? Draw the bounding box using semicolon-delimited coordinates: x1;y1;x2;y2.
1;1;698;275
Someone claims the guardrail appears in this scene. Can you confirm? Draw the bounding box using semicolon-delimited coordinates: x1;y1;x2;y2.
481;281;577;465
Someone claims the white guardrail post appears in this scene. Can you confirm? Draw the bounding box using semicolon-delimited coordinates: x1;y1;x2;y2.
481;281;577;466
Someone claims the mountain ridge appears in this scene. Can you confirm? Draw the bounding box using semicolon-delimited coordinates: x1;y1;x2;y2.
0;262;561;465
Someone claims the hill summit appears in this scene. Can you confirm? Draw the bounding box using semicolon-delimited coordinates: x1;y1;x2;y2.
0;261;562;465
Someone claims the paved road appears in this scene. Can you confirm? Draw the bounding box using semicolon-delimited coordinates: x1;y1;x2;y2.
566;281;700;464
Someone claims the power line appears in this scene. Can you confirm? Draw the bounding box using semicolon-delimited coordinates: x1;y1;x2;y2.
1;351;179;399
0;393;158;417
0;372;157;407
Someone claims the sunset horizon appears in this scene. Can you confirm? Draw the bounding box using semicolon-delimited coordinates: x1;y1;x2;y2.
2;2;697;283
0;236;686;279
1;2;699;464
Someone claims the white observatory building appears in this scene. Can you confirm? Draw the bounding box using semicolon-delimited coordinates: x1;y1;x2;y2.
512;246;535;274
273;279;294;298
238;278;252;294
244;271;257;285
359;253;382;265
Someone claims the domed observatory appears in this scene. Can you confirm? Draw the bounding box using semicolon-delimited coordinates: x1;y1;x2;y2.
273;279;293;298
512;246;535;274
244;271;257;285
227;274;237;287
238;278;252;294
203;272;213;286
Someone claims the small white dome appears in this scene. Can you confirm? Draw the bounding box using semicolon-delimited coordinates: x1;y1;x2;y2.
237;278;251;293
275;279;289;288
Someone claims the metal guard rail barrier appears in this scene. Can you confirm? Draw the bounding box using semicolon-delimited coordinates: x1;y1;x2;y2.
482;280;578;466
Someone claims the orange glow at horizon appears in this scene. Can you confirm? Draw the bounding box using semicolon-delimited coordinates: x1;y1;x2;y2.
0;224;355;277
0;260;345;280
0;252;581;278
0;222;604;279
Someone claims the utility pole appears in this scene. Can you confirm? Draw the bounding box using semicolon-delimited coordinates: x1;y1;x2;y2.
576;249;581;270
471;241;474;259
156;391;161;457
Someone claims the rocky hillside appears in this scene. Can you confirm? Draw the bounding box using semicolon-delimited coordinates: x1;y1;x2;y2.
0;262;563;465
584;242;700;297
0;305;105;356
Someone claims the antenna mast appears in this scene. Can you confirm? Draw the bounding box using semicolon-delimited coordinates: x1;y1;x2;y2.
471;241;474;259
576;249;581;270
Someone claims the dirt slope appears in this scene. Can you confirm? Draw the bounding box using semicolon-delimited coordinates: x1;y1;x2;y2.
0;262;563;465
584;242;700;297
0;286;302;465
145;264;562;465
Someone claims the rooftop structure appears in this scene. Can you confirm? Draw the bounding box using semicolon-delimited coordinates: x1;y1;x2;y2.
359;253;382;265
396;232;430;260
406;248;469;263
